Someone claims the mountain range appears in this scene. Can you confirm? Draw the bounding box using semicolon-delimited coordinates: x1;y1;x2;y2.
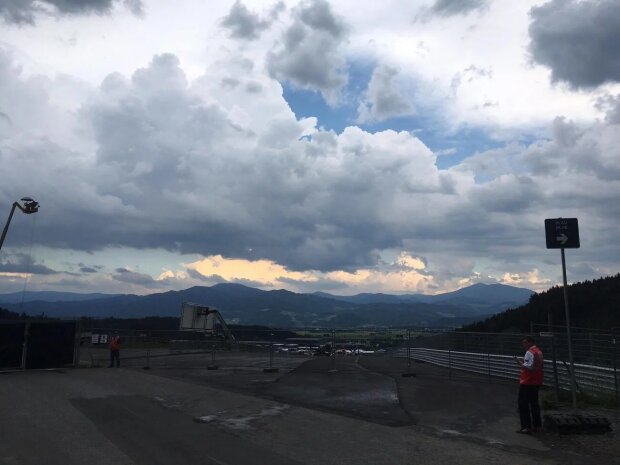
0;282;534;328
0;291;121;303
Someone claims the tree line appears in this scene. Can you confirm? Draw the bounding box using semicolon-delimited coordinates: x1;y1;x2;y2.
462;274;620;333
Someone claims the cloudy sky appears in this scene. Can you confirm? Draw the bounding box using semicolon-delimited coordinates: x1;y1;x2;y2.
0;0;619;296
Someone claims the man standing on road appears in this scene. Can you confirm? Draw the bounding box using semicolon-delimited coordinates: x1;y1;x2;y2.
514;336;544;434
109;333;121;368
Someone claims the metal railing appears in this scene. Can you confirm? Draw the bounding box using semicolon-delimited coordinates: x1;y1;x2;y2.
395;347;617;394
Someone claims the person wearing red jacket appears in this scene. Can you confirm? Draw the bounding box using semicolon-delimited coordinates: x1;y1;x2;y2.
109;333;121;368
514;336;544;433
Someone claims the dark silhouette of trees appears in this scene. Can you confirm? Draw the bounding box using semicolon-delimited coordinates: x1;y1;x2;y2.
0;307;22;319
462;274;620;332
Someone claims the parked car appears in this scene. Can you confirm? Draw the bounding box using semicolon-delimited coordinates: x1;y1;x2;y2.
314;345;332;356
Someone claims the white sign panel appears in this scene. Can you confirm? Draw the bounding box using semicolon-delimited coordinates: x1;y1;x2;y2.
180;302;215;331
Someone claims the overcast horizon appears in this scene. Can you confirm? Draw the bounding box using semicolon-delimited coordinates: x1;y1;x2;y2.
0;0;619;297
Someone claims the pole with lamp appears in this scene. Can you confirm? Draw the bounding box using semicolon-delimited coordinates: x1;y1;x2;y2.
0;197;40;252
0;197;40;370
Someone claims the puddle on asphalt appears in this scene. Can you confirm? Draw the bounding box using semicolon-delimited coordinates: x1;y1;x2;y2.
193;404;291;430
338;388;399;404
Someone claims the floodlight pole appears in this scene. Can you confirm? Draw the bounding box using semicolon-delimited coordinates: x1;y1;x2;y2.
0;198;40;252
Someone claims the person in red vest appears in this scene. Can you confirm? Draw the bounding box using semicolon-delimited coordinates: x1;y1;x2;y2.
109;333;121;368
513;336;544;433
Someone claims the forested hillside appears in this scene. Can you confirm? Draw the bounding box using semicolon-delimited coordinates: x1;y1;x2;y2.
0;307;25;319
463;274;620;332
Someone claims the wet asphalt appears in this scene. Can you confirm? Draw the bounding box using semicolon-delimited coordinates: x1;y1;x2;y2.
130;351;620;464
1;351;618;465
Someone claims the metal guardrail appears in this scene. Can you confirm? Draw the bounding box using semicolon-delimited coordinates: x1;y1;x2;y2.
396;348;618;394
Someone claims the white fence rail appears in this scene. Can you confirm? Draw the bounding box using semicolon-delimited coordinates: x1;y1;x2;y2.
396;348;618;394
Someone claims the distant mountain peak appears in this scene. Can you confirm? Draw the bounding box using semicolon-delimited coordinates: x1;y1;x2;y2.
1;281;534;327
210;282;251;289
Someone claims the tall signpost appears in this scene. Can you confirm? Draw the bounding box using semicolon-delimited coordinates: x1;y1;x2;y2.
545;218;580;410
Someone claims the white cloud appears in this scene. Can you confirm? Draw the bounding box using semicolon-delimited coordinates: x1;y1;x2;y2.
501;269;551;289
344;0;614;130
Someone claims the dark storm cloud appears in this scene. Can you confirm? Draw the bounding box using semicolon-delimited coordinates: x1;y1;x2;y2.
0;253;58;275
429;0;489;17
469;175;543;213
358;66;414;122
596;94;620;124
0;0;142;25
186;271;233;288
0;1;34;24
78;262;103;271
4;45;620;284
112;268;158;285
42;0;118;14
221;1;269;40
528;0;620;89
186;269;226;283
297;0;343;37
267;0;348;102
278;275;347;293
75;54;444;272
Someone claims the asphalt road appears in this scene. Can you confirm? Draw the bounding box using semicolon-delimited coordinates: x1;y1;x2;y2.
71;395;302;465
1;353;618;465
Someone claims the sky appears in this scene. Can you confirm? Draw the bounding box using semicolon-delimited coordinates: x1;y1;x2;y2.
0;0;619;297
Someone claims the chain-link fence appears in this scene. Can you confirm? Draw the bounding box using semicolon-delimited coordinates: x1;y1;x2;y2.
79;327;417;373
408;327;618;365
400;326;619;400
78;325;619;402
